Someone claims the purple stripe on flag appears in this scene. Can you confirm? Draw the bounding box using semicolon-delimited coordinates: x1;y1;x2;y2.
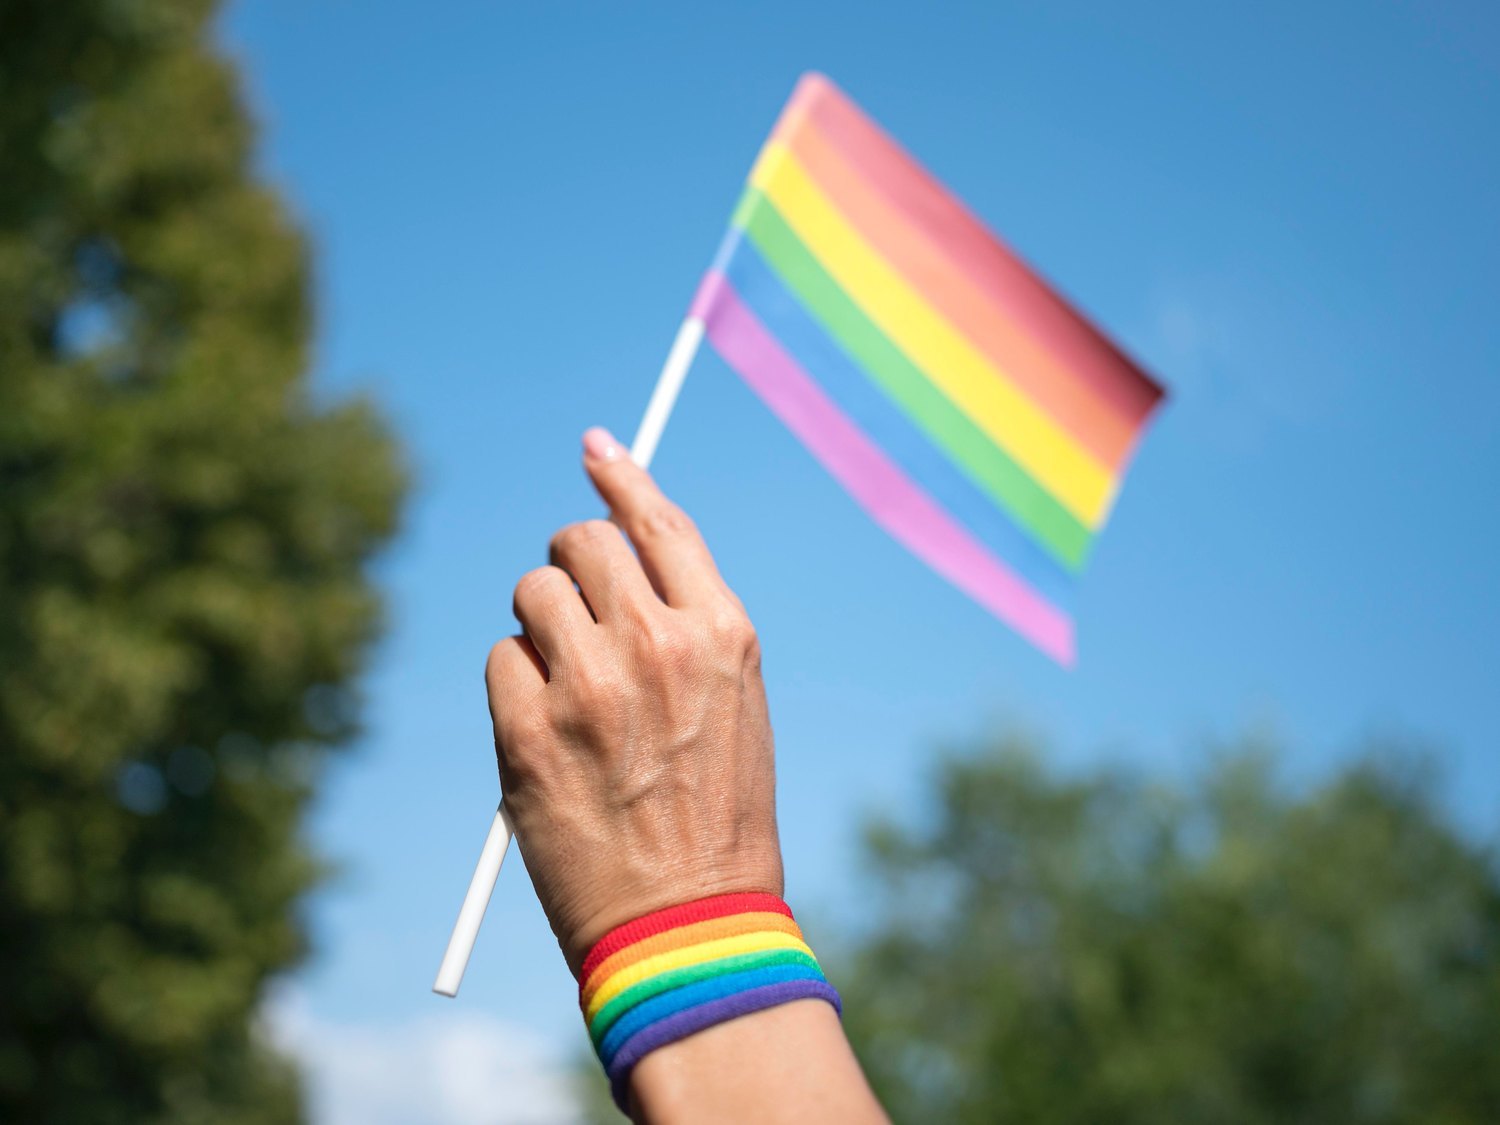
697;273;1076;665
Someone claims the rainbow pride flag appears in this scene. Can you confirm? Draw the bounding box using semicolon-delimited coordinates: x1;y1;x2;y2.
687;74;1165;665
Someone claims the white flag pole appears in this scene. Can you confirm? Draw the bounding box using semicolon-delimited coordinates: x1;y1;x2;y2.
433;315;708;997
627;317;706;467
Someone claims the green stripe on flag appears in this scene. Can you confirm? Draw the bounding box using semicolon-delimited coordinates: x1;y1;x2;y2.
731;188;1093;572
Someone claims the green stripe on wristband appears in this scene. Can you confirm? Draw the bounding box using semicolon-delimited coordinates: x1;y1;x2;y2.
588;947;823;1046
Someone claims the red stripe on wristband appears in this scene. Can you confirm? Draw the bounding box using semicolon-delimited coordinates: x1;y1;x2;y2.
578;892;793;986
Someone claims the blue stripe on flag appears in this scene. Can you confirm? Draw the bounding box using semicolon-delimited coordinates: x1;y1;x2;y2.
719;232;1077;609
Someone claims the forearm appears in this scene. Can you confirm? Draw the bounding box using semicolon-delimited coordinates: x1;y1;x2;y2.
629;999;887;1124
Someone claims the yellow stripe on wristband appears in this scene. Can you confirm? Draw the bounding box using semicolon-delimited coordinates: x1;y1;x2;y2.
584;931;817;1022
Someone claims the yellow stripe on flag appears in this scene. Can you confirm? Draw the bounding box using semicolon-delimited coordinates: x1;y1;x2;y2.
750;143;1117;527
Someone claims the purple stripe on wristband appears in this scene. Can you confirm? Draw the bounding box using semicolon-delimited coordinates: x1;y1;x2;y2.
606;978;842;1109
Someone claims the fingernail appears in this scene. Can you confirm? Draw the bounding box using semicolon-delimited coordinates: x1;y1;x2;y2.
582;426;624;463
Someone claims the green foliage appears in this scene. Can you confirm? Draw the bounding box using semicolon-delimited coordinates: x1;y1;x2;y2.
0;1;405;1120
838;740;1500;1124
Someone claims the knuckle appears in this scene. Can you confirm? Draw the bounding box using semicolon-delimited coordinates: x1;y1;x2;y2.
637;502;696;541
708;602;757;653
569;661;625;712
548;523;581;558
513;565;563;604
632;617;695;671
552;518;618;557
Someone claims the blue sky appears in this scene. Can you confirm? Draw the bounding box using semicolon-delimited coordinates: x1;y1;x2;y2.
221;3;1498;1120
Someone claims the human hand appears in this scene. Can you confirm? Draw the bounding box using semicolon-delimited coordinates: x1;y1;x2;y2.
486;428;783;973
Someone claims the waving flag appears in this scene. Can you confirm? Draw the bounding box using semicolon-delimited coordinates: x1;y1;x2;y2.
685;74;1164;664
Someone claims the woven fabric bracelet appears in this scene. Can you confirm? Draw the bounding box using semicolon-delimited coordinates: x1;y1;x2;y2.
578;892;842;1109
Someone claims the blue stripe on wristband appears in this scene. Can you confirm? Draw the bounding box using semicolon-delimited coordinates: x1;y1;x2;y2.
598;961;827;1066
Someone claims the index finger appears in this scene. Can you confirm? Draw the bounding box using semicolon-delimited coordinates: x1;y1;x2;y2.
581;427;726;607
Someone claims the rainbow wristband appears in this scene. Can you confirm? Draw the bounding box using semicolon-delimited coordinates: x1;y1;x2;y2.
578;892;841;1108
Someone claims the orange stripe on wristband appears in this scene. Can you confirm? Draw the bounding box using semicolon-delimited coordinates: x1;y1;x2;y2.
578;892;792;985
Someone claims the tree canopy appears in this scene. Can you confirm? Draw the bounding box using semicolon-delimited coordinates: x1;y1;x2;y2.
838;741;1500;1124
0;1;404;1120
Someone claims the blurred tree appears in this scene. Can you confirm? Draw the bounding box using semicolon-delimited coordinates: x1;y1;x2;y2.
838;742;1500;1124
0;1;404;1121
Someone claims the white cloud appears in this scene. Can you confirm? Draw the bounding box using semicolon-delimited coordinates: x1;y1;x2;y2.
265;988;582;1125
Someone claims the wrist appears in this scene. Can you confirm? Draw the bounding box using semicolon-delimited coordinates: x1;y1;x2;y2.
577;892;840;1111
556;849;785;974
